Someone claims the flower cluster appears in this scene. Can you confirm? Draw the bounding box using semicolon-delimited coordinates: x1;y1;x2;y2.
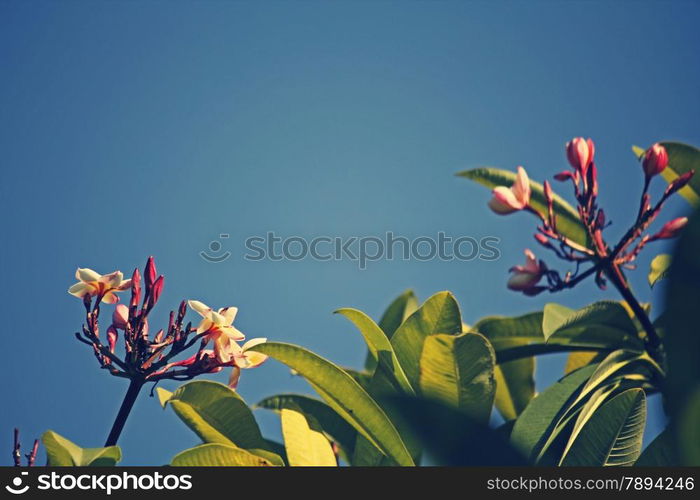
69;257;267;389
486;139;692;297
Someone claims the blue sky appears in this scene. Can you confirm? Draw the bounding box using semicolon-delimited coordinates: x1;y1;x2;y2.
1;0;698;465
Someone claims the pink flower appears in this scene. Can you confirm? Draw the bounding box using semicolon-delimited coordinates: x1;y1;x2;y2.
507;249;545;291
651;217;688;241
112;304;129;329
188;300;246;361
566;137;595;177
488;166;531;215
643;143;669;178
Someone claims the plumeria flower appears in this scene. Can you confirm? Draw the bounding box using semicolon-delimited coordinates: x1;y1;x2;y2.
68;268;132;304
224;338;268;389
507;249;545;292
488;166;532;215
188;300;245;360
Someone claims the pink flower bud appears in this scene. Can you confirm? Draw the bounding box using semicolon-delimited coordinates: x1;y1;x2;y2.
652;217;688;240
666;170;694;196
488;166;531;215
150;275;164;305
154;329;164;343
507;249;545;292
107;326;118;353
534;233;551;247
144;256;157;291
642;143;669;178
130;268;141;308
543;180;553;205
112;304;129;330
566;137;595;177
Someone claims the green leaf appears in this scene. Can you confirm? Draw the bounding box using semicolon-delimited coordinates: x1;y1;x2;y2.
666;208;700;464
511;364;597;461
560;388;646;466
564;351;605;375
335;308;414;394
171;443;274;466
648;254;672;288
391;291;462;389
542;301;643;351
493;344;536;420
419;332;495;423
634;142;700;207
281;409;337;466
256;393;357;458
378;289;419;339
156;387;173;408
636;429;679;466
161;380;266;450
41;431;121;466
457;167;589;247
678;386;700;465
249;342;414;466
386;396;526;465
471;311;545;348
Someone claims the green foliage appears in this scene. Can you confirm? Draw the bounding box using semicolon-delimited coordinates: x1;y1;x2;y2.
386;396;525;465
542;301;643;351
665;207;700;465
256;394;357;459
648;254;672;288
391;291;462;389
250;341;414;466
160;380;267;450
171;443;274;466
511;365;597;462
560;388;646;466
457;167;590;246
419;332;495;423
335;308;413;394
42;431;121;466
280;409;337;466
636;429;679;466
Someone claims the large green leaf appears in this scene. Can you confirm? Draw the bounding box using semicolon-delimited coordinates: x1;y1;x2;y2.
363;290;419;371
391;291;462;388
457;167;589;247
543;301;643;351
42;431;121;466
160;380;265;450
281;409;337;466
171;443;274;466
636;428;679;466
648;254;672;288
378;289;419;339
560;388;646;466
666;208;700;465
419;332;495;423
250;342;414;466
633;142;700;207
335;308;414;394
256;393;357;458
511;364;597;461
471;311;545;348
493;349;535;421
386;396;526;465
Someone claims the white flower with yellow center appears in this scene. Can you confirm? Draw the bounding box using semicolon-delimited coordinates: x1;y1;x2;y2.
68;268;132;304
187;300;246;360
